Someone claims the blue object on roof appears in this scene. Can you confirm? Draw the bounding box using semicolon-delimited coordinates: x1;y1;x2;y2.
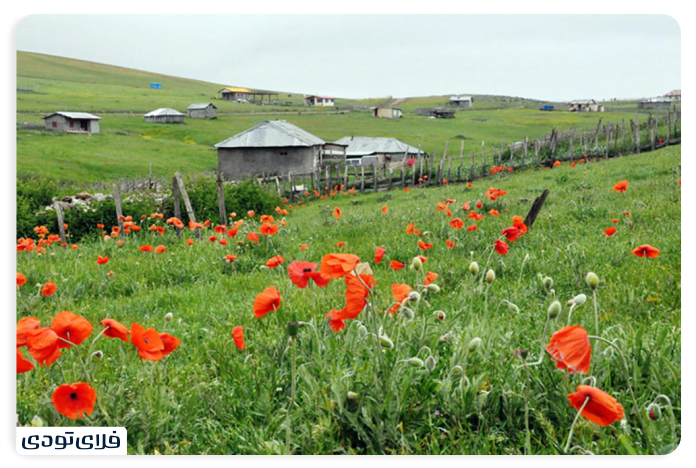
150;82;162;89
539;105;554;111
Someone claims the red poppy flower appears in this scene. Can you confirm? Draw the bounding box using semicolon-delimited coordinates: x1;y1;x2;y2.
332;207;342;220
140;245;154;252
266;255;285;269
52;382;97;420
494;239;509;255
99;319;129;342
325;310;346;332
501;226;522;242
320;253;361;278
97;223;104;229
260;223;279;236
374;247;386;264
546;325;591;374
225;254;237;263
26;327;61;366
300;243;308;251
17;273;27;287
232;326;247;350
17;317;41;347
418;241;434;251
624;211;630;216
571;162;577;168
567;385;624;426
51;311;93;348
155;245;166;253
631;244;659;258
390;260;405;271
405;223;416;234
247;232;260;243
41;280;57;297
186;239;194;246
446;239;455;249
553;160;561;167
424;271;439;286
287;261;330;289
17;348;34;373
253;286;281;318
604;227;617;236
613;180;628;193
449;218;464;230
130;323;165;361
467;225;477;232
337;241;346;248
476;202;483;209
159;333;180;356
512;216;528;234
489;209;500;217
333;273;376;320
209;235;218;243
388;283;412;314
382;205;388;214
96;255;109;265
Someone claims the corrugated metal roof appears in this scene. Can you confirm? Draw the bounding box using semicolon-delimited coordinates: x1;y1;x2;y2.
42;111;101;120
641;97;672;103
144;108;185;117
305;95;335;100
187;103;216;110
568;99;597;105
219;87;252;93
450;96;472;101
333;137;421;157
214;120;326;149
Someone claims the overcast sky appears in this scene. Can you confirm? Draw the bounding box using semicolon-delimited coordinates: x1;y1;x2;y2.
16;15;680;101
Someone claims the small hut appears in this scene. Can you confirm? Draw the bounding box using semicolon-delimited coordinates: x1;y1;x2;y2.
567;99;604;112
144;108;185;123
664;89;681;101
371;107;403;119
219;87;252;101
304;95;335;107
638;97;672;110
449;96;474;108
333;136;421;168
187;103;217;119
43;112;101;134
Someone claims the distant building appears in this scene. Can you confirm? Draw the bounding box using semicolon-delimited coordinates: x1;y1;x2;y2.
567;99;604;112
305;95;335;107
214;120;346;180
150;82;162;89
43;112;101;134
144;108;185;123
219;87;252;101
664;89;681;101
371;107;403;119
449;96;474;108
638;97;672;109
333;136;422;168
415;108;456;118
187;103;217;119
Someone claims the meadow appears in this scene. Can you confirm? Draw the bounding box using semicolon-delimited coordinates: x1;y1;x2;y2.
16;146;681;455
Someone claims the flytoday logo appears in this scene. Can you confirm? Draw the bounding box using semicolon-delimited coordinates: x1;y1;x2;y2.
17;427;127;455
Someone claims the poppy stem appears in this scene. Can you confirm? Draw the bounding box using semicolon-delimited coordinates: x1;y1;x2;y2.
592;290;599;336
564;396;590;453
285;337;297;454
566;304;577;326
652;394;677;443
522;358;532;455
587;335;639;415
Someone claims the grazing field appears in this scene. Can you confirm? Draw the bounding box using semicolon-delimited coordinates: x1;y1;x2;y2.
16;146;681;454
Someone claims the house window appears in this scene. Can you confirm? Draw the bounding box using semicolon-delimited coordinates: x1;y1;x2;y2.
69;121;74;128
280;151;288;156
51;121;57;128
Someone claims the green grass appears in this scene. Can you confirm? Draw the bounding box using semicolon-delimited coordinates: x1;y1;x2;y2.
16;146;681;454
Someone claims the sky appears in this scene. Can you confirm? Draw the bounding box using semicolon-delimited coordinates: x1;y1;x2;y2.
16;14;681;101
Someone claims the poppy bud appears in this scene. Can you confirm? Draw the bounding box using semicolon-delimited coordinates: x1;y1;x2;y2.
401;307;415;319
411;256;423;271
452;365;464;374
407;291;421;303
435;310;446;320
358;324;368;339
571;294;587;306
647;404;661;421
547;300;562;319
426;283;440;293
425;355;437;372
439;332;452;342
469;261;480;276
31;415;44;427
485;269;495;284
347;391;359;401
543;276;553;290
380;335;394;349
91;350;103;359
407;357;425;368
586;272;599;290
288;321;300;337
164;312;173;322
467;337;482;353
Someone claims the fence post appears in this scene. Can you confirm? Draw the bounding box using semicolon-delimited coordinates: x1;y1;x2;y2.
172;176;182;238
500;137;505;166
535;140;540;169
401;168;406;189
470;150;475;181
112;183;125;235
569;132;574;161
216;171;227;226
459;140;465;182
373;165;378;192
481;142;486;177
53;201;67;245
274;176;281;198
174;172;202;240
387;169;393;191
604;126;609;159
360;166;365;193
667;111;672;145
523;136;528;169
650;117;656;151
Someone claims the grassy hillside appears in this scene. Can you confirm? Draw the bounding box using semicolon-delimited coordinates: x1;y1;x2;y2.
16;146;681;454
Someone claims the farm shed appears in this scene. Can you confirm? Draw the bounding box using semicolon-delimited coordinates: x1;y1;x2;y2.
305;95;335;107
144;108;185;123
219;87;252;101
333;136;421;168
664;89;681;101
187;103;217;119
371;107;403;119
449;96;474;108
638;97;672;109
42;112;101;134
567;99;604;112
214;120;346;181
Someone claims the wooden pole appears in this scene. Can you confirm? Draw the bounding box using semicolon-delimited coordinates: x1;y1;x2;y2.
459;140;465;182
54;201;67;245
650;117;656;151
481;142;486;177
148;162;153;190
500;137;505;166
112;183;125;235
174;172;202;240
523;136;528;169
535;140;540;169
667;110;672;145
470;150;475;181
604;126;609;159
569;132;574;161
216;171;227;226
274;176;281;198
172;176;182;238
622;119;627;154
373;165;378;192
360;166;365;193
387;169;393;191
524;189;550;228
591;118;603;155
401;168;406;189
